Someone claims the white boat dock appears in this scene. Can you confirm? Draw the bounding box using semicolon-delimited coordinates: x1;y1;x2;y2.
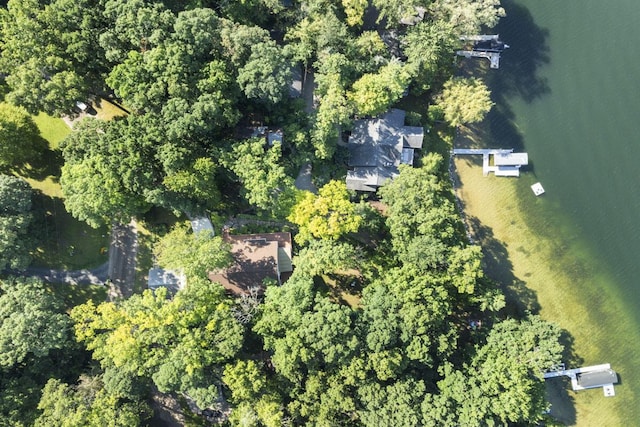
543;363;618;397
452;148;528;177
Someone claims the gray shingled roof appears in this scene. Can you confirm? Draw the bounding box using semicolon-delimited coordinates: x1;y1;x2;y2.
346;109;424;191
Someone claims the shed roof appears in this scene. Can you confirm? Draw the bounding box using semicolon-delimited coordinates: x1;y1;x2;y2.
191;216;214;237
576;369;618;388
494;152;528;166
148;268;184;295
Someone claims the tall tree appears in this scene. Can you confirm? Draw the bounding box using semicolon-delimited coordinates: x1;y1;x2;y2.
379;154;461;251
154;223;232;282
429;316;563;426
223;138;299;217
0;103;42;170
35;376;150;427
403;20;458;93
0;278;71;368
237;42;293;105
429;0;506;35
71;282;244;409
436;77;494;127
0;175;33;271
288;180;363;245
348;61;411;117
0;0;106;115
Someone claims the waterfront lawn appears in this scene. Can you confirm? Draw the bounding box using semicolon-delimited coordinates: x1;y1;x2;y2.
453;157;637;426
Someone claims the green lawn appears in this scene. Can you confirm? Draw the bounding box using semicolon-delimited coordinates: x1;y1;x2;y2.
46;282;108;310
319;269;363;308
93;98;128;121
32;111;71;149
25;112;109;269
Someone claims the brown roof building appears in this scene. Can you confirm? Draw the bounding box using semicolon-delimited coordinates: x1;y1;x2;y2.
209;231;293;295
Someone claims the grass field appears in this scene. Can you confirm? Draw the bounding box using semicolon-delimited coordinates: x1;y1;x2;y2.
26;111;110;269
32;112;71;148
46;282;107;310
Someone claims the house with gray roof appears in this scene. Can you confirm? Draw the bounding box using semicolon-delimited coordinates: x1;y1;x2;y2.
346;109;425;191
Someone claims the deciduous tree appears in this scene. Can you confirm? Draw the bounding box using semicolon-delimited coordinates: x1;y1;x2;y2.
429;0;506;35
348;61;411;117
154;223;232;281
0;103;42;169
436;77;494;127
237;42;293;105
288;180;363;245
0;175;33;270
71;281;244;409
224;138;299;217
0;278;71;368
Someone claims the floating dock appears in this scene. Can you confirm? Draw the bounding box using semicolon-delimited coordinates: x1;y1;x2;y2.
531;182;545;196
543;363;618;397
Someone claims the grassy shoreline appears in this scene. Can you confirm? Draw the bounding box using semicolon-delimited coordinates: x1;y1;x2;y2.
452;154;640;426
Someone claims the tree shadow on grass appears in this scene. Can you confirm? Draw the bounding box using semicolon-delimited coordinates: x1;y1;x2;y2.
466;214;541;317
30;190;109;270
4;136;63;181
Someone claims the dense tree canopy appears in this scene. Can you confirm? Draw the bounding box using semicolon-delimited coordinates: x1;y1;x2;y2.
0;175;33;271
0;278;70;368
154;223;232;282
436;77;494;126
223;138;299;217
0;0;105;115
288;180;363;245
0;103;42;169
0;0;568;425
71;281;244;409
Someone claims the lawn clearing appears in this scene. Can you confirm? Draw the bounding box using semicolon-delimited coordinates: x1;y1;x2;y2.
46;282;107;310
32;111;71;149
93;98;128;121
25;110;109;270
319;268;363;308
30;191;109;270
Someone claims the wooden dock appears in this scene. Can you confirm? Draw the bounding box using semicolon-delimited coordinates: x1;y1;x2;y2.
456;50;502;69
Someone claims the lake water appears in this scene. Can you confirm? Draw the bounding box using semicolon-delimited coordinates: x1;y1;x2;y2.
486;0;640;424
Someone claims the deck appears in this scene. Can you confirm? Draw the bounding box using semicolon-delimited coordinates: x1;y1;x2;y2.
543;363;618;396
452;148;527;177
456;50;502;69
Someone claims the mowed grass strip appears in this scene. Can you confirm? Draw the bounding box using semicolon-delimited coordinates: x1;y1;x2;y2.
26;111;109;270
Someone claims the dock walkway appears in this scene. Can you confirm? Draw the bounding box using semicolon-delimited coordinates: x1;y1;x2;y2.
543;363;618;396
452;148;515;176
456;50;502;69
